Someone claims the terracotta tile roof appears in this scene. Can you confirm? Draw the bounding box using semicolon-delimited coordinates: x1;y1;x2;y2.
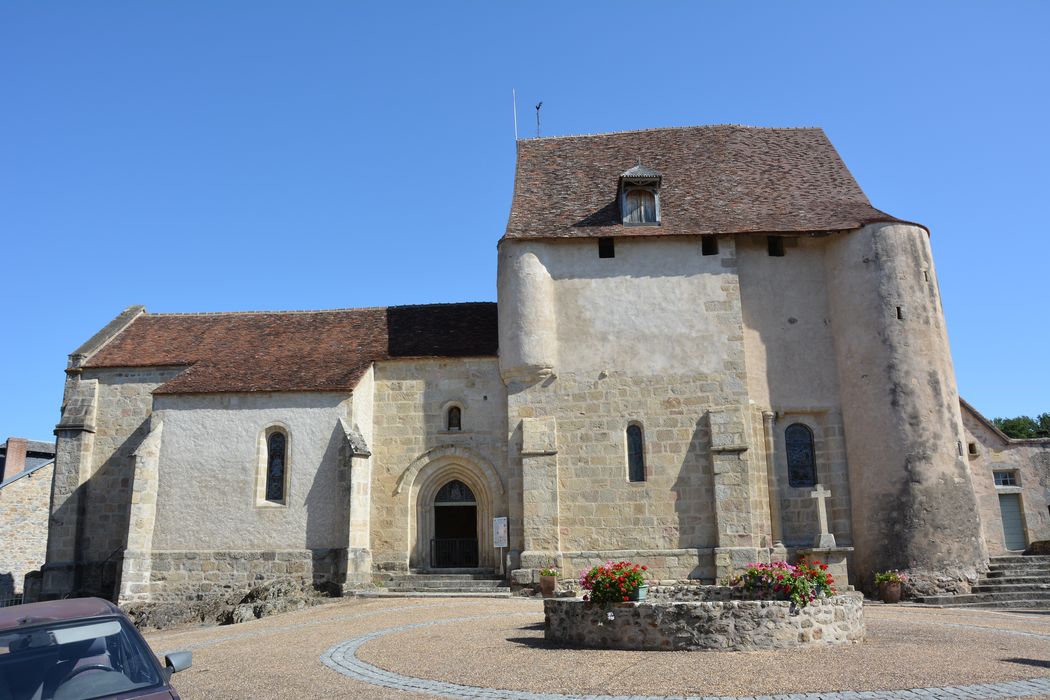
82;303;498;394
504;125;910;240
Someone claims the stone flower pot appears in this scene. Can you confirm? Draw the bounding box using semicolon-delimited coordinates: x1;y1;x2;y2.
539;575;558;598
879;581;902;604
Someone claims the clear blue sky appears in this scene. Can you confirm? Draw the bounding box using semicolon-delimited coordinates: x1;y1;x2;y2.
2;1;1047;442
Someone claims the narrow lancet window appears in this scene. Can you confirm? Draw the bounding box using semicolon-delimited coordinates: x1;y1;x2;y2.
447;406;462;431
785;423;816;487
627;424;645;482
266;431;287;503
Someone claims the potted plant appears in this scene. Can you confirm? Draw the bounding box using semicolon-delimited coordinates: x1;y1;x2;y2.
579;560;649;606
874;570;907;603
538;567;559;597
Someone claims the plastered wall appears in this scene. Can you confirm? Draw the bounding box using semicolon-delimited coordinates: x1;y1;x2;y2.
736;235;852;547
150;391;352;551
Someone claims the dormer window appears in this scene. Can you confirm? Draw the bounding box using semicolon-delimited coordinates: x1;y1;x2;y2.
619;164;661;226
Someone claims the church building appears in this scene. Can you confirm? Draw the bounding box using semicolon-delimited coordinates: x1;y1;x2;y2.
38;125;1050;604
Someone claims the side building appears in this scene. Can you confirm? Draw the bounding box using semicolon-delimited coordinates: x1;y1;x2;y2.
0;437;56;602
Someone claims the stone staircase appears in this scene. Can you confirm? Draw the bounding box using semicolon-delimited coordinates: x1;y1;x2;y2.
354;570;512;598
915;555;1050;608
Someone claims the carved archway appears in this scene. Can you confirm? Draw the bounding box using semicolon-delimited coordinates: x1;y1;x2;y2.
403;449;504;570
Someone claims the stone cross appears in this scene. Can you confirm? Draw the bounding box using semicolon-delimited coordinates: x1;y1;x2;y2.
810;483;837;548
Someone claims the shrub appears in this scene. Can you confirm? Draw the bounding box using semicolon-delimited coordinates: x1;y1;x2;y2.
731;558;835;609
539;567;559;577
579;560;648;607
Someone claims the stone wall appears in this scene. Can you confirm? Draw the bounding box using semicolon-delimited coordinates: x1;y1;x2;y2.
825;223;987;589
368;358;509;572
77;369;181;562
0;463;52;597
499;237;775;581
544;591;865;651
132;549;343;604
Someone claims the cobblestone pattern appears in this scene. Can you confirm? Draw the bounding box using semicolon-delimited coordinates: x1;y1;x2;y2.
0;463;52;596
320;613;1050;700
544;594;864;651
141;549;344;602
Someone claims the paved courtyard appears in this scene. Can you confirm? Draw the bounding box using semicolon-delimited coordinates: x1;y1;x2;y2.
144;597;1050;699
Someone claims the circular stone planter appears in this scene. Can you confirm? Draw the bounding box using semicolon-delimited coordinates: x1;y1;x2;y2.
544;586;865;651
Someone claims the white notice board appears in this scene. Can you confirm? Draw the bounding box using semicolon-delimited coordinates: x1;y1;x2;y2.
492;517;508;548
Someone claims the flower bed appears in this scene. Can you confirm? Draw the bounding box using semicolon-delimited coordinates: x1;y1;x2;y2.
544;586;865;651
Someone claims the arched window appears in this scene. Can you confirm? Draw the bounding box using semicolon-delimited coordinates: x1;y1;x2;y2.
435;479;476;504
623;189;657;224
785;423;816;488
265;431;287;503
446;406;462;431
627;424;645;482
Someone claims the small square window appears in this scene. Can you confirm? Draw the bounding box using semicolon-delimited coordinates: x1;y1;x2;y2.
768;236;785;257
598;237;615;258
967;442;979;456
701;236;718;256
994;470;1018;487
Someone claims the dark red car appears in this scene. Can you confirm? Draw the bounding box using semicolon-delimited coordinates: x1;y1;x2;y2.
0;597;190;700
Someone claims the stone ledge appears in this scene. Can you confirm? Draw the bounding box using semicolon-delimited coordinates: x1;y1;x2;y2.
544;590;864;651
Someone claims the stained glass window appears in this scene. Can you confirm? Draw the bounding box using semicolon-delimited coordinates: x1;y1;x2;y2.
785;423;816;487
447;406;462;431
266;432;286;503
627;424;645;482
435;480;476;504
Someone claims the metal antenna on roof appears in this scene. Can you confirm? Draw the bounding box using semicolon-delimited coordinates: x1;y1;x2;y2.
535;101;543;138
512;89;519;141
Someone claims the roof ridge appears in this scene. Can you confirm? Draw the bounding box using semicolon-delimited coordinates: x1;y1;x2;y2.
520;123;823;143
148;301;497;317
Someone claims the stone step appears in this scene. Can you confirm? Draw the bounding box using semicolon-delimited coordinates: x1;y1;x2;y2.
922;599;1050;609
972;582;1050;593
916;590;1050;606
380;579;506;583
375;571;501;582
384;580;507;590
354;589;512;599
989;555;1050;565
985;568;1050;579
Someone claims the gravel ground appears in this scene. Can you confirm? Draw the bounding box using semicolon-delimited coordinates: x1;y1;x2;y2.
143;597;1050;699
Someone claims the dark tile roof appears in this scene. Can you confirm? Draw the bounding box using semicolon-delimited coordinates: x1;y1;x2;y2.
504;125;911;240
82;303;498;394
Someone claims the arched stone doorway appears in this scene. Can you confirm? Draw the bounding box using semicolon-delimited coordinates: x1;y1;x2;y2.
431;480;478;568
406;452;503;571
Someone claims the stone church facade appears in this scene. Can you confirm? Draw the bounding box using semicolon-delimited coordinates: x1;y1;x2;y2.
38;125;1050;604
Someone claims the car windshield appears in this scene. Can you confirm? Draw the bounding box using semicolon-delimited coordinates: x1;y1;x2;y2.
0;616;162;700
